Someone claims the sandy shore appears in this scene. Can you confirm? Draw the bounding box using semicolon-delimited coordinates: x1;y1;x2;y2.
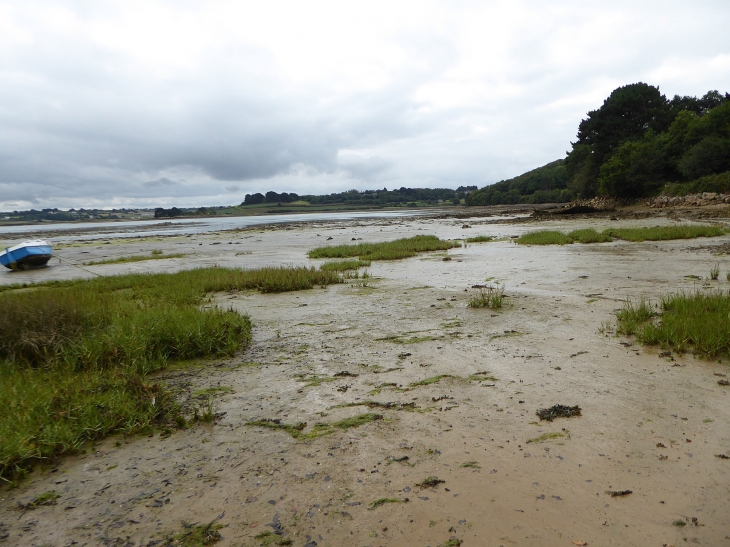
1;209;729;546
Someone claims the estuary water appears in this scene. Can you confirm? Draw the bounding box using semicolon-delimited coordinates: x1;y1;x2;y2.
0;209;434;243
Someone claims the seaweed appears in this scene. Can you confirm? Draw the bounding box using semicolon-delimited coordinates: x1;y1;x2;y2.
536;405;582;421
416;476;445;489
605;490;632;497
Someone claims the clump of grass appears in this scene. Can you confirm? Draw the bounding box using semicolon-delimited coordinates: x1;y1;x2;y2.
710;263;720;280
467;286;504;309
616;297;656;335
368;498;403;509
465;235;492;243
416;476;445;488
526;432;565;443
567;229;612;243
536;405;581;421
308;235;460;261
17;490;60;510
460;461;480;469
617;290;730;357
603;225;726;242
437;540;462;547
0;266;337;482
515;231;573;245
319;259;371;271
84;252;186;265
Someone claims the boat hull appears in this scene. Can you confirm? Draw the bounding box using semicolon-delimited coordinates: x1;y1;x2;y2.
0;243;53;270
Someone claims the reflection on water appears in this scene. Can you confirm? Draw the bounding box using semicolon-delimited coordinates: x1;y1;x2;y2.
0;210;435;243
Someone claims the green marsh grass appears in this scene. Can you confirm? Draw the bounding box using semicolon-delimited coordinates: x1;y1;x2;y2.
603;225;726;242
0;266;340;481
617;290;730;357
516;225;725;246
710;263;720;280
515;231;573;245
467;286;504;309
465;235;493;243
308;235;460;261
319;259;371;271
567;229;612;243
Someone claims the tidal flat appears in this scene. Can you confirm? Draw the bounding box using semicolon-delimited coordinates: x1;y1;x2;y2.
1;209;729;546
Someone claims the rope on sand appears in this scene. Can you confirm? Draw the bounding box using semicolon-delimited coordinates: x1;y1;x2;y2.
55;254;102;277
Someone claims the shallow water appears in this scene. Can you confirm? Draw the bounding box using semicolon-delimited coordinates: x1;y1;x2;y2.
0;209;436;243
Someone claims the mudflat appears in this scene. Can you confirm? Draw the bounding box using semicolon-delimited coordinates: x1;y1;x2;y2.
1;209;729;547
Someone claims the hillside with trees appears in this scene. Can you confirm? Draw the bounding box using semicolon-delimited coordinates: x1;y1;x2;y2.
565;83;730;198
465;160;571;206
466;83;730;205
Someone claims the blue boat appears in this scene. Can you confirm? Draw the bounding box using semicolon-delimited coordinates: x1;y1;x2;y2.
0;240;53;270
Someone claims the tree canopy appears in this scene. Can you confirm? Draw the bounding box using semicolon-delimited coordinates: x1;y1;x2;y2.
565;83;730;198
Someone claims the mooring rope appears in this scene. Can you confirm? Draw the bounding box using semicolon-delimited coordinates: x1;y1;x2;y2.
55;254;102;277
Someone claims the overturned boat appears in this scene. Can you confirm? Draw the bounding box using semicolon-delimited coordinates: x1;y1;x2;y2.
0;240;53;270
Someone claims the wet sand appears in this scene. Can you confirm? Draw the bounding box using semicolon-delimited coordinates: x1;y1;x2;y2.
1;211;730;546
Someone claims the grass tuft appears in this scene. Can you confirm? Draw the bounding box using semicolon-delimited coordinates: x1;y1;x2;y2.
617;290;730;357
467;286;504;309
616;298;656;335
710;263;720;280
308;235;460;261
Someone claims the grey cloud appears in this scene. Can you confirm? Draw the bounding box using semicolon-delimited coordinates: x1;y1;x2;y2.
0;1;728;209
143;178;177;188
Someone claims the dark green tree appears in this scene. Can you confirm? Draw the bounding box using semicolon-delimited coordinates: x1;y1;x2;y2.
566;83;671;197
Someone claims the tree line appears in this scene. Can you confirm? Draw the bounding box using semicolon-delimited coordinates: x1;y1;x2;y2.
242;187;477;207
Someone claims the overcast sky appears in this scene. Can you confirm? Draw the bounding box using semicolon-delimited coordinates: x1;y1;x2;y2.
1;0;729;210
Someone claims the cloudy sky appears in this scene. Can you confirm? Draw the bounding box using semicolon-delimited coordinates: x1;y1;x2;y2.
1;0;729;210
